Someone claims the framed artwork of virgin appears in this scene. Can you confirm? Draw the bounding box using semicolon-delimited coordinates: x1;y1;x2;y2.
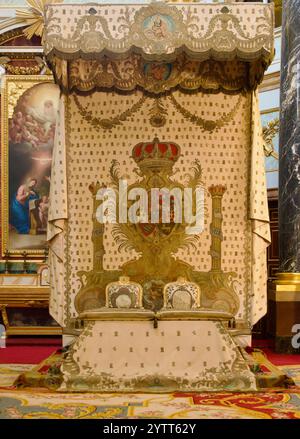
1;75;60;257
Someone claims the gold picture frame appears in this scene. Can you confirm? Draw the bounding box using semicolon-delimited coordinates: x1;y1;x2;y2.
1;75;60;257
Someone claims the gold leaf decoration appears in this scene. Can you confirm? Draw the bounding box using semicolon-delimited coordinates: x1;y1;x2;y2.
169;93;243;133
262;118;279;159
149;98;168;128
0;0;61;40
73;94;147;131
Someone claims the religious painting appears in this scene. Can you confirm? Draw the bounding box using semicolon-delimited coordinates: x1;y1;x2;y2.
144;62;172;81
1;76;60;256
143;14;175;41
261;108;279;189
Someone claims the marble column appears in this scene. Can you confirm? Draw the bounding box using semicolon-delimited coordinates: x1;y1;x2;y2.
274;0;300;353
279;0;300;272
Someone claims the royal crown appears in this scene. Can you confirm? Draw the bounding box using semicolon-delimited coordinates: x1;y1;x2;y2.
132;137;181;172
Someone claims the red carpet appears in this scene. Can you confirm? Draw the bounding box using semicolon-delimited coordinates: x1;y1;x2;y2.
257;348;300;366
252;339;300;366
0;337;61;364
0;337;299;365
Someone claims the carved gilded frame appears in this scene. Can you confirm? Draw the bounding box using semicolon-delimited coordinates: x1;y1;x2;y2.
1;75;55;258
261;106;279;176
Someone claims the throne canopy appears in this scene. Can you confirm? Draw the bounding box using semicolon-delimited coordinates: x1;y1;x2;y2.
44;1;274;94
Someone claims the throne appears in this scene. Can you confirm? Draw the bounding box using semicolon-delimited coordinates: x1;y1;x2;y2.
157;277;234;323
80;276;155;321
163;277;201;310
106;276;143;309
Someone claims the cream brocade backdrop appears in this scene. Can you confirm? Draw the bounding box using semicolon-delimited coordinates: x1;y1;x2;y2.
48;90;270;329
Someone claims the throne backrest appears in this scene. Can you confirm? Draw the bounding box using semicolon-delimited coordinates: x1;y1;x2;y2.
163;277;201;310
105;276;143;309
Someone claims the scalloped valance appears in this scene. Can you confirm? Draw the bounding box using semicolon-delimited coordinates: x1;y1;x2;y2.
43;2;275;93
